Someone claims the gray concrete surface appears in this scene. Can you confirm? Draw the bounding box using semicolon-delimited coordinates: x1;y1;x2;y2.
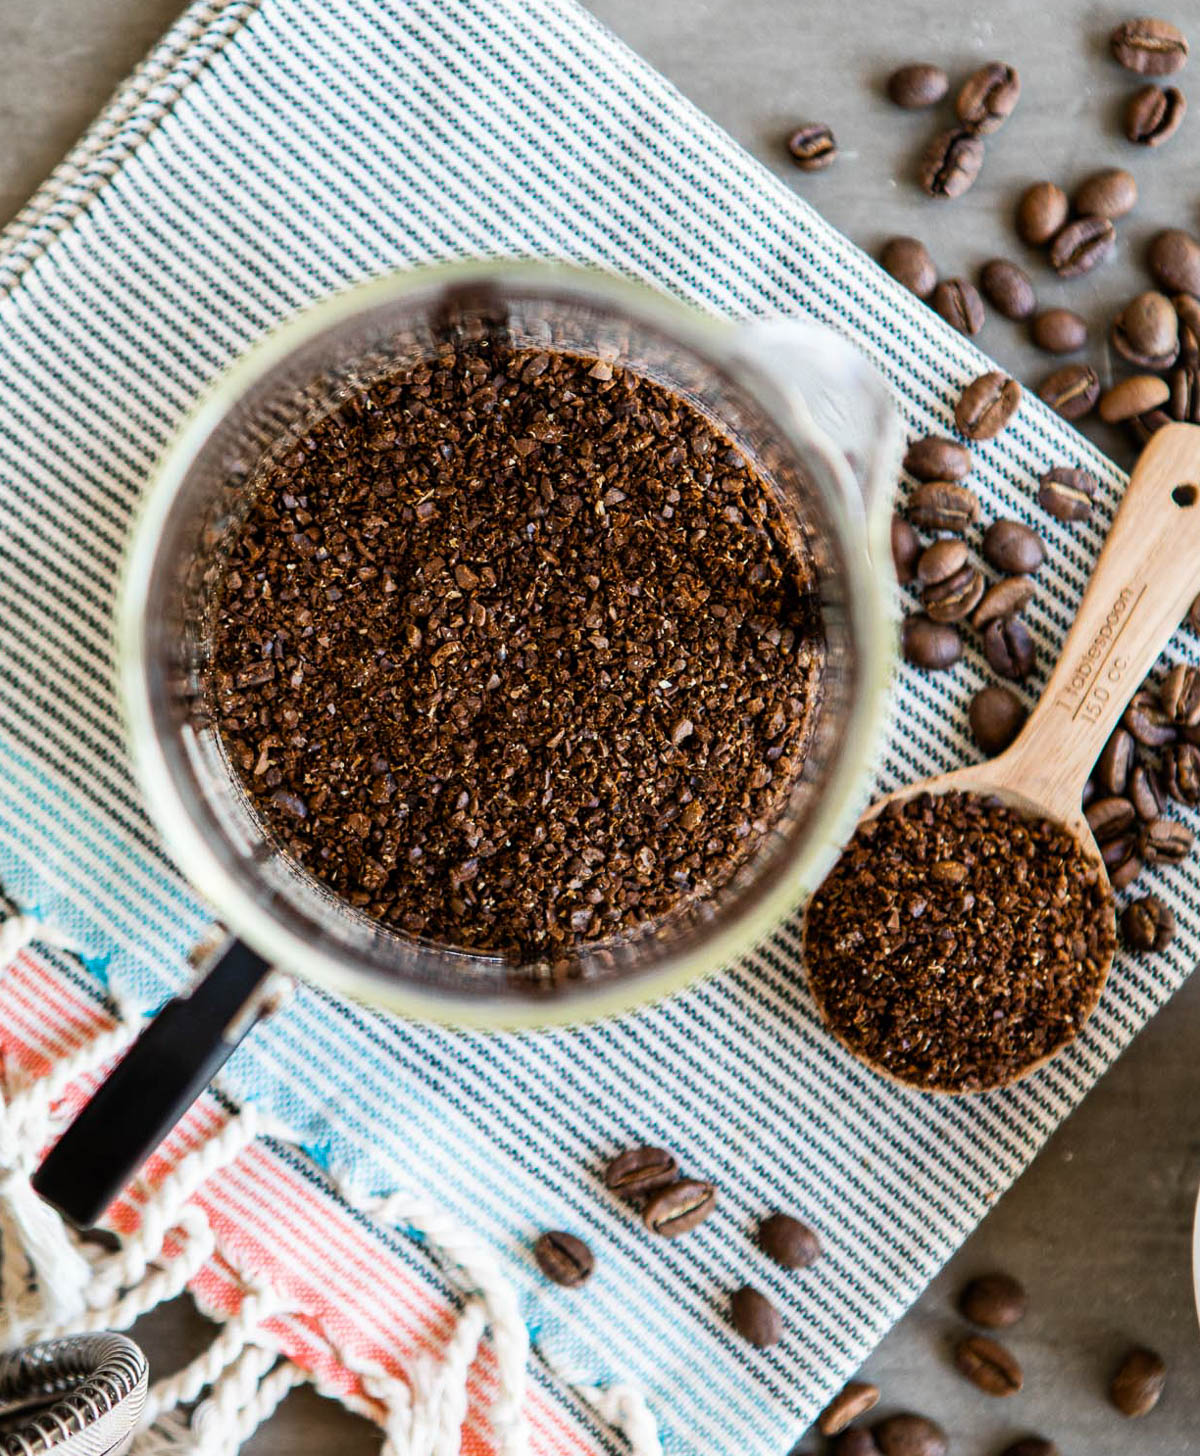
3;0;1200;1451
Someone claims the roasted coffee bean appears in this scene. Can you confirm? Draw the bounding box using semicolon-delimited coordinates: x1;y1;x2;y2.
919;128;985;199
955;372;1020;440
972;574;1034;629
999;1440;1058;1456
1096;728;1135;795
1122;894;1175;951
904;435;971;482
1150;229;1200;294
1017;181;1069;246
1160;663;1200;724
534;1230;594;1286
1176;292;1200;355
1086;795;1137;843
1124;688;1178;746
1109;847;1144;890
819;1381;881;1436
932;278;986;335
983;520;1045;575
1038;466;1097;522
916;538;969;586
1110;1345;1167;1417
1038;363;1100;420
1103;828;1139;868
1129;761;1166;821
1100;374;1170;423
959;1271;1027;1327
1113;290;1180;369
1073;166;1138;219
1082;777;1097;809
1142;813;1195;861
908;480;980;531
1126;83;1187;145
836;1429;883;1456
955;1333;1023;1395
956;62;1021;135
892;514;922;585
1031;308;1087;355
903;615;963;670
983;616;1035;681
730;1286;782;1347
643;1179;716;1236
1049;215;1116;277
1168;363;1200;423
887;63;949;109
788;122;838;171
758;1211;821;1268
873;1413;948;1456
881;237;938;299
1111;17;1189;74
980;259;1035;320
969;685;1027;756
604;1145;677;1199
1163;741;1200;805
1129;405;1173;444
924;563;985;622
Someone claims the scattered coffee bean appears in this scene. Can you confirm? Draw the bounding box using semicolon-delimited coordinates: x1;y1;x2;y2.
1017;181;1069;246
1087;796;1137;847
955;371;1020;440
956;62;1021;135
1096;728;1135;795
758;1211;822;1268
1142;814;1194;864
999;1440;1058;1456
1049;215;1116;277
873;1412;948;1456
917;538;969;586
959;1270;1027;1327
1037;363;1100;420
1112;290;1180;368
534;1230;594;1286
892;514;922;584
1129;761;1165;820
1031;308;1088;355
1111;17;1189;74
904;435;971;482
1125;83;1187;145
1124;687;1178;746
788;122;838;171
730;1285;782;1348
919;128;985;199
1108;841;1145;890
1100;373;1171;423
1073;166;1138;219
1122;894;1175;951
819;1381;881;1436
1163;742;1200;805
643;1179;716;1237
1167;363;1200;423
924;562;985;622
1038;466;1097;522
908;479;980;531
903;614;963;670
604;1146;677;1199
972;574;1034;629
932;277;986;335
980;259;1036;320
969;685;1028;756
1161;663;1200;723
887;62;949;109
1110;1345;1167;1416
836;1429;883;1456
881;236;939;299
983;615;1036;681
983;520;1045;575
955;1333;1023;1396
1175;292;1200;354
1149;228;1200;294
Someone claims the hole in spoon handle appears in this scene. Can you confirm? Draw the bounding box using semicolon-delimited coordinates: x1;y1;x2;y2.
1003;424;1200;824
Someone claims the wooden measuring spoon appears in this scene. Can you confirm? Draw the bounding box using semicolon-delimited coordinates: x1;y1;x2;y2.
804;421;1200;1093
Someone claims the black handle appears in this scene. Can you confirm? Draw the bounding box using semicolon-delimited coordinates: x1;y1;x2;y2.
33;940;274;1228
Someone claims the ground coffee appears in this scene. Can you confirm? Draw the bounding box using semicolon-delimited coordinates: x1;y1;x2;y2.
209;344;825;963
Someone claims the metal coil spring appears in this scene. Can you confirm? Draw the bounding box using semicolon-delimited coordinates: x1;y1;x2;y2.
0;1334;147;1456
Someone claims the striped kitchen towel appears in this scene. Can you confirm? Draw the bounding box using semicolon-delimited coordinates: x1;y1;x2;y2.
1;1;1198;1454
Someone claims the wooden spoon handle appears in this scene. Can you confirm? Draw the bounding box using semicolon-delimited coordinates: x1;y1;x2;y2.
1001;423;1200;825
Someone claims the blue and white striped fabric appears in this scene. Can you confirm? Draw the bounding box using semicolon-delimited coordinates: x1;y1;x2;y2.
2;1;1198;1452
